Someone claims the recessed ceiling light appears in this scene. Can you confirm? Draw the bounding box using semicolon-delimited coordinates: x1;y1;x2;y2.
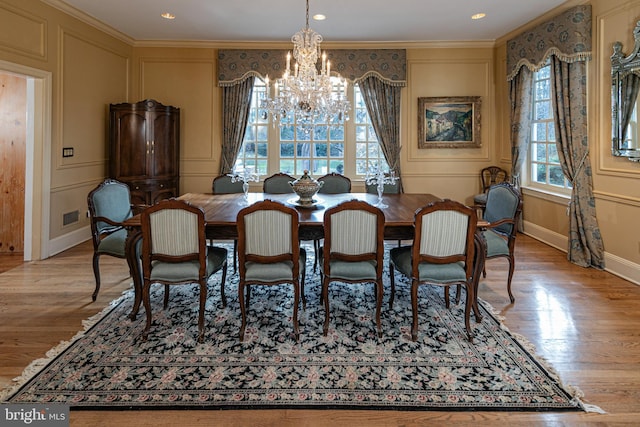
161;12;175;20
471;13;486;20
313;14;326;21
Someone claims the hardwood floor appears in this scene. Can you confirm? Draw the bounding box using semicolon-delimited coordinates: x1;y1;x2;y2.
1;235;640;426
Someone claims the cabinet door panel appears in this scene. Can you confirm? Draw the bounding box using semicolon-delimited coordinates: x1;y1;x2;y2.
113;111;148;178
151;112;179;177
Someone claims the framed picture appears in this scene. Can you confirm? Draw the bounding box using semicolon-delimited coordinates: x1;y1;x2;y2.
418;96;481;149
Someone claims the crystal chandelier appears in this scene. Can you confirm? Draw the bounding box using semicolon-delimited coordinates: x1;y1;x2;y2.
260;0;350;133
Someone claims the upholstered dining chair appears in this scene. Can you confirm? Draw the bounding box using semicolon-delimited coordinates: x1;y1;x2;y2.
140;199;228;343
320;199;385;337
212;173;244;194
236;199;306;342
389;199;477;342
473;166;509;210
262;172;295;194
87;178;139;301
296;172;353;273
318;172;351;194
212;174;244;273
475;182;522;303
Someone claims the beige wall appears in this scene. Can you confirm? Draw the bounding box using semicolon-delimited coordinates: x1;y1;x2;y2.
1;0;639;284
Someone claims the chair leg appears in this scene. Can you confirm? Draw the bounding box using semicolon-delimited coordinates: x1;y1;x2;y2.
444;285;450;308
292;280;300;341
198;282;207;343
233;240;238;274
411;280;419;342
238;281;247;342
463;283;475;342
388;260;396;309
92;254;101;301
375;279;383;338
507;257;515;303
142;280;152;341
163;285;170;309
313;239;320;274
220;261;228;308
301;263;307;310
322;276;330;336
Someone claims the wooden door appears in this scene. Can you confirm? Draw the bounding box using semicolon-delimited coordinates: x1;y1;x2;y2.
150;109;179;179
0;73;26;254
109;109;149;180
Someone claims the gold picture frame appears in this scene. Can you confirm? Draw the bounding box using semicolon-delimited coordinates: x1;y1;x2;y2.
418;96;481;149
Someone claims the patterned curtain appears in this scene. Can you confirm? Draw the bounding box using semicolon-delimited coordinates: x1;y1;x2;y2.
550;58;605;268
219;76;254;174
508;67;533;189
506;4;604;268
357;74;404;192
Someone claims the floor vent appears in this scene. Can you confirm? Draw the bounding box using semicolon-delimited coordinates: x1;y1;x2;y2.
63;210;79;226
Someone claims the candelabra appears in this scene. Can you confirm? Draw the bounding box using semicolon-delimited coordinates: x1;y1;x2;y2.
228;167;260;204
365;167;398;208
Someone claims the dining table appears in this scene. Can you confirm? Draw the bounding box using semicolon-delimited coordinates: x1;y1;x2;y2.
122;192;486;324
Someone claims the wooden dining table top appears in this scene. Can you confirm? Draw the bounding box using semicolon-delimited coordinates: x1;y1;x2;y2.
171;192;441;227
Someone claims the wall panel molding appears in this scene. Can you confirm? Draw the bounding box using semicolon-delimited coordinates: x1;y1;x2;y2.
0;2;46;60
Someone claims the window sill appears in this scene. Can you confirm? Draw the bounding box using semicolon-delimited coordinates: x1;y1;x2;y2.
521;186;571;205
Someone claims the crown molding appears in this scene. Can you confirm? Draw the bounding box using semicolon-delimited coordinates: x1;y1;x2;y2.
41;0;135;45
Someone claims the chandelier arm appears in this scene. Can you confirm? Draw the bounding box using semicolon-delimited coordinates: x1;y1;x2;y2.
260;0;351;135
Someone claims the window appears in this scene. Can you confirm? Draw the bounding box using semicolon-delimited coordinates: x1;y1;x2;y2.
528;62;571;191
235;79;388;179
354;85;389;175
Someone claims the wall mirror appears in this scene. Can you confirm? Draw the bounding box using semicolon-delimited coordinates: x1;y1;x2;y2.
611;21;640;162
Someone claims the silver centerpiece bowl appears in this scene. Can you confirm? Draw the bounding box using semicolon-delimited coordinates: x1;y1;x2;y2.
289;170;324;205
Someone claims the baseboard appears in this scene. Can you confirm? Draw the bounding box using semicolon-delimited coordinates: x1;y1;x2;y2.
522;220;640;286
48;226;91;257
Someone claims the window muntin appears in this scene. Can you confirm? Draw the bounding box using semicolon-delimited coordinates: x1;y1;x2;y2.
529;63;571;191
236;79;389;179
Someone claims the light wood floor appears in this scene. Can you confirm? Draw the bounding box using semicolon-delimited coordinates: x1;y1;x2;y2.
1;235;639;426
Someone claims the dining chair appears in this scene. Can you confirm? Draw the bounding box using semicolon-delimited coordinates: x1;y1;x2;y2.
87;178;139;301
212;174;244;194
296;172;353;273
320;199;385;337
476;182;522;303
318;172;351;194
212;174;244;273
472;166;508;211
236;199;306;342
262;172;295;194
140;199;228;343
389;199;477;342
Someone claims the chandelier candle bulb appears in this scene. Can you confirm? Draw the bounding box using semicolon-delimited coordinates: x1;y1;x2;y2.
259;0;351;135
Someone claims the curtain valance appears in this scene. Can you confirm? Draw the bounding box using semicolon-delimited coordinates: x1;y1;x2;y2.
506;5;592;81
218;49;406;87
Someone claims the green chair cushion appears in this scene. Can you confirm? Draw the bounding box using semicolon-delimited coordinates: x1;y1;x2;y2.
244;248;306;282
97;228;128;256
150;247;227;282
327;259;377;281
390;246;467;284
482;229;510;257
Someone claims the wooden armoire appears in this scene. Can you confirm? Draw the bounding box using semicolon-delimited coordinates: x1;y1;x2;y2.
109;99;180;206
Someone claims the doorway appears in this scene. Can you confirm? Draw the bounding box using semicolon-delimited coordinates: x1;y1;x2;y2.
0;60;52;261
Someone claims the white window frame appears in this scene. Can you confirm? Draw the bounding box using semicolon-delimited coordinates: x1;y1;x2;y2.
235;78;388;180
524;62;572;196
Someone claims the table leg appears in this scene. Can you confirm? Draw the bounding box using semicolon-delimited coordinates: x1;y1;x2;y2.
125;228;142;321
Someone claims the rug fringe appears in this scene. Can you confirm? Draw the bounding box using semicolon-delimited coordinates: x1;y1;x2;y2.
0;289;133;402
478;298;606;414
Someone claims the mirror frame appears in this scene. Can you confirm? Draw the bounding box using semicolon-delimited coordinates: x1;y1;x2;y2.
611;21;640;162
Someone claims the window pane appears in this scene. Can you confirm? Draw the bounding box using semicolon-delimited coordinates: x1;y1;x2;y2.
535;163;547;183
549;165;565;186
532;123;546;142
280;143;294;158
548;144;560;163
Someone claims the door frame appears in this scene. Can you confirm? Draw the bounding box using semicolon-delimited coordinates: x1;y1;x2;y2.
0;60;52;261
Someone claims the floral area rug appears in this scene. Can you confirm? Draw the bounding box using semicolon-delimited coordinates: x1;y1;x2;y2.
2;244;593;411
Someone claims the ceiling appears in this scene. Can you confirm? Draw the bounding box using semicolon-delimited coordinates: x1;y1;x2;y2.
51;0;569;43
